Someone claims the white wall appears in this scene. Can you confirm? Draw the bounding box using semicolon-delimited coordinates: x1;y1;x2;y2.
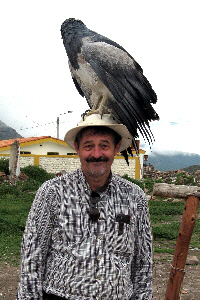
19;142;76;155
0;141;76;155
38;156;137;177
0;153;143;179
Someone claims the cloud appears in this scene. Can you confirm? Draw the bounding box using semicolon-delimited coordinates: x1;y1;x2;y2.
0;1;199;156
169;122;179;126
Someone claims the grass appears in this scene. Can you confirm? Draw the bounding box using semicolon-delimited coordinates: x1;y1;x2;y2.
149;199;200;254
0;185;35;265
0;179;200;265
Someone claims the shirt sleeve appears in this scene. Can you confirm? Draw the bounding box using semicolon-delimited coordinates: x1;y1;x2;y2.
17;180;58;300
130;188;153;300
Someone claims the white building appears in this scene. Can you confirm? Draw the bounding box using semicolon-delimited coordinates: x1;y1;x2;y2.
0;136;145;179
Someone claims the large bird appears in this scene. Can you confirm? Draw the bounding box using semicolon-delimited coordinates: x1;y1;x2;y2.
61;18;159;148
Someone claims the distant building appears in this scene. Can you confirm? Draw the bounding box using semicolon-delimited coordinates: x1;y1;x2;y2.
0;136;146;179
0;136;75;156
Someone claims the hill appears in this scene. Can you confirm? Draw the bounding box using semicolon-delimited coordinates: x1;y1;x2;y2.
182;164;200;173
147;151;200;171
0;121;23;140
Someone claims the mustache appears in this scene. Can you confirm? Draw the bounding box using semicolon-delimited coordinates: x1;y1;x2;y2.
86;156;109;163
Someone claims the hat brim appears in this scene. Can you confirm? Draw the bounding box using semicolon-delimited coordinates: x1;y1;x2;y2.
64;115;132;152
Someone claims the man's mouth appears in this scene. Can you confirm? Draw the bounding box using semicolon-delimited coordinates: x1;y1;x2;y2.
86;157;109;163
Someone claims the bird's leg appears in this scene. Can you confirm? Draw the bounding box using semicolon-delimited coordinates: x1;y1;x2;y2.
87;95;108;117
92;96;103;111
98;95;107;116
81;110;90;120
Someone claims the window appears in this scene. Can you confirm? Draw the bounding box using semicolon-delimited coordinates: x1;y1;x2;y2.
47;152;59;155
20;151;31;154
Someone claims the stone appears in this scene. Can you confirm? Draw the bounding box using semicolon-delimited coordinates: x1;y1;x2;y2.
186;255;199;265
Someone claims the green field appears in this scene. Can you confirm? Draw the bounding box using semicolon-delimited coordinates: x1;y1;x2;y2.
0;178;199;265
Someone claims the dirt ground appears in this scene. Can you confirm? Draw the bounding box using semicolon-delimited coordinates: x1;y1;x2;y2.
0;250;199;300
153;250;200;300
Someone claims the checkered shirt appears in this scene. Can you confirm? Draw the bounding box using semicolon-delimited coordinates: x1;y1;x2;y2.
17;168;153;300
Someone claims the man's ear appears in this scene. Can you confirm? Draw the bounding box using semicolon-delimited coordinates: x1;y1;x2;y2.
74;141;79;155
114;141;121;155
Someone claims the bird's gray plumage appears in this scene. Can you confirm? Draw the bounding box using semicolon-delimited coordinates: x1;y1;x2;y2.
61;18;159;146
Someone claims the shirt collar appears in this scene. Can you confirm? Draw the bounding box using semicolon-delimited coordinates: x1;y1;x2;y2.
77;168;116;194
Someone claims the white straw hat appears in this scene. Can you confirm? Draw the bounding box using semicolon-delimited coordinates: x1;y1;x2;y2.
64;114;132;152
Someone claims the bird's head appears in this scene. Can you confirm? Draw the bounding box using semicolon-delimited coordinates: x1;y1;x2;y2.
61;18;87;39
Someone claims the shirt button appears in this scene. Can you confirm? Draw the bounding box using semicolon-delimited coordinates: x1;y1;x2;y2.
98;276;101;280
99;236;102;240
98;255;102;260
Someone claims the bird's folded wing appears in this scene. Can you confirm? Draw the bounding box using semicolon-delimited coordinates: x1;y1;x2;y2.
81;41;158;142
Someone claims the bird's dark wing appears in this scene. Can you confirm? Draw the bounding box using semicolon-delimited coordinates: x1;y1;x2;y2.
72;77;84;97
88;30;144;74
81;41;159;143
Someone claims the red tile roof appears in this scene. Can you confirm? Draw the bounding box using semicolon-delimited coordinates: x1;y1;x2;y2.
0;136;60;148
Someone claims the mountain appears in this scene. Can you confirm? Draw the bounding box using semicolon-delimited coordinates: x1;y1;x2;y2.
182;165;200;173
0;120;23;140
146;151;200;171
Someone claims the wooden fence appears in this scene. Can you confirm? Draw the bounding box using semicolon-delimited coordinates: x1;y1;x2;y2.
153;183;200;300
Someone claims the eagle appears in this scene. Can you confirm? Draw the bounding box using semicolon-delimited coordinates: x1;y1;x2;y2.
61;18;159;150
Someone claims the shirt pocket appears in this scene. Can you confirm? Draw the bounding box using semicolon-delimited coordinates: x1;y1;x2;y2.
112;220;134;255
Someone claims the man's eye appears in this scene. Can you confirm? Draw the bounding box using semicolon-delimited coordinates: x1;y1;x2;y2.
101;144;109;149
84;145;93;150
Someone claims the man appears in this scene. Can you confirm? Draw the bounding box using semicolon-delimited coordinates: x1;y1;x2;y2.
17;114;153;300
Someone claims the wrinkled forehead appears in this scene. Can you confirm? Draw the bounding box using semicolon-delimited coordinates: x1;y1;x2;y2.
75;126;122;148
81;127;113;138
80;128;115;144
77;126;116;141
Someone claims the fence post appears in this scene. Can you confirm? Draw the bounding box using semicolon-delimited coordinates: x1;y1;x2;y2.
9;140;20;183
164;195;199;300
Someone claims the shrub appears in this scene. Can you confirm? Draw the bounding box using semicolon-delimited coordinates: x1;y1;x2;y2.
149;200;185;217
20;165;54;184
122;174;144;190
0;183;20;196
175;172;196;186
0;158;9;175
143;178;155;193
17;179;42;192
152;222;181;240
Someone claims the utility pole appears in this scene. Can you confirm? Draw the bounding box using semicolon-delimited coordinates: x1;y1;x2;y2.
57;117;59;139
57;111;73;139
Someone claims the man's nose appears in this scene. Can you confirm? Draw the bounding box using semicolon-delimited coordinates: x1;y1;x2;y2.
92;146;102;158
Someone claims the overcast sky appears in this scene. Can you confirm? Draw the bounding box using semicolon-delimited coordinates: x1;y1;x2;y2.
0;0;199;155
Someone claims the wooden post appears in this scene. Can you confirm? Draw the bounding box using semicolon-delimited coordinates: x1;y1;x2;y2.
153;183;199;300
164;195;199;300
153;183;200;199
9;140;20;183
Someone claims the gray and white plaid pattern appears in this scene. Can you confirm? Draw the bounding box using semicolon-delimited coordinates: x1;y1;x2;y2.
17;169;153;300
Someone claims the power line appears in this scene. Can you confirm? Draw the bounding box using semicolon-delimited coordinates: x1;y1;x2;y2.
20;111;73;131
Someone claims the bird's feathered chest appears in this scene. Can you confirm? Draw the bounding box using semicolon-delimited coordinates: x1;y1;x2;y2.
69;54;99;87
69;53;114;109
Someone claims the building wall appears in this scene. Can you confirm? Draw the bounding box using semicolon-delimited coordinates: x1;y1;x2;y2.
39;156;138;178
0;141;75;155
20;156;35;168
0;153;143;179
39;156;81;173
20;141;76;155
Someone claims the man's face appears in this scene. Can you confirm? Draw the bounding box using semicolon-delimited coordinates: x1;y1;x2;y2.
74;129;121;179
